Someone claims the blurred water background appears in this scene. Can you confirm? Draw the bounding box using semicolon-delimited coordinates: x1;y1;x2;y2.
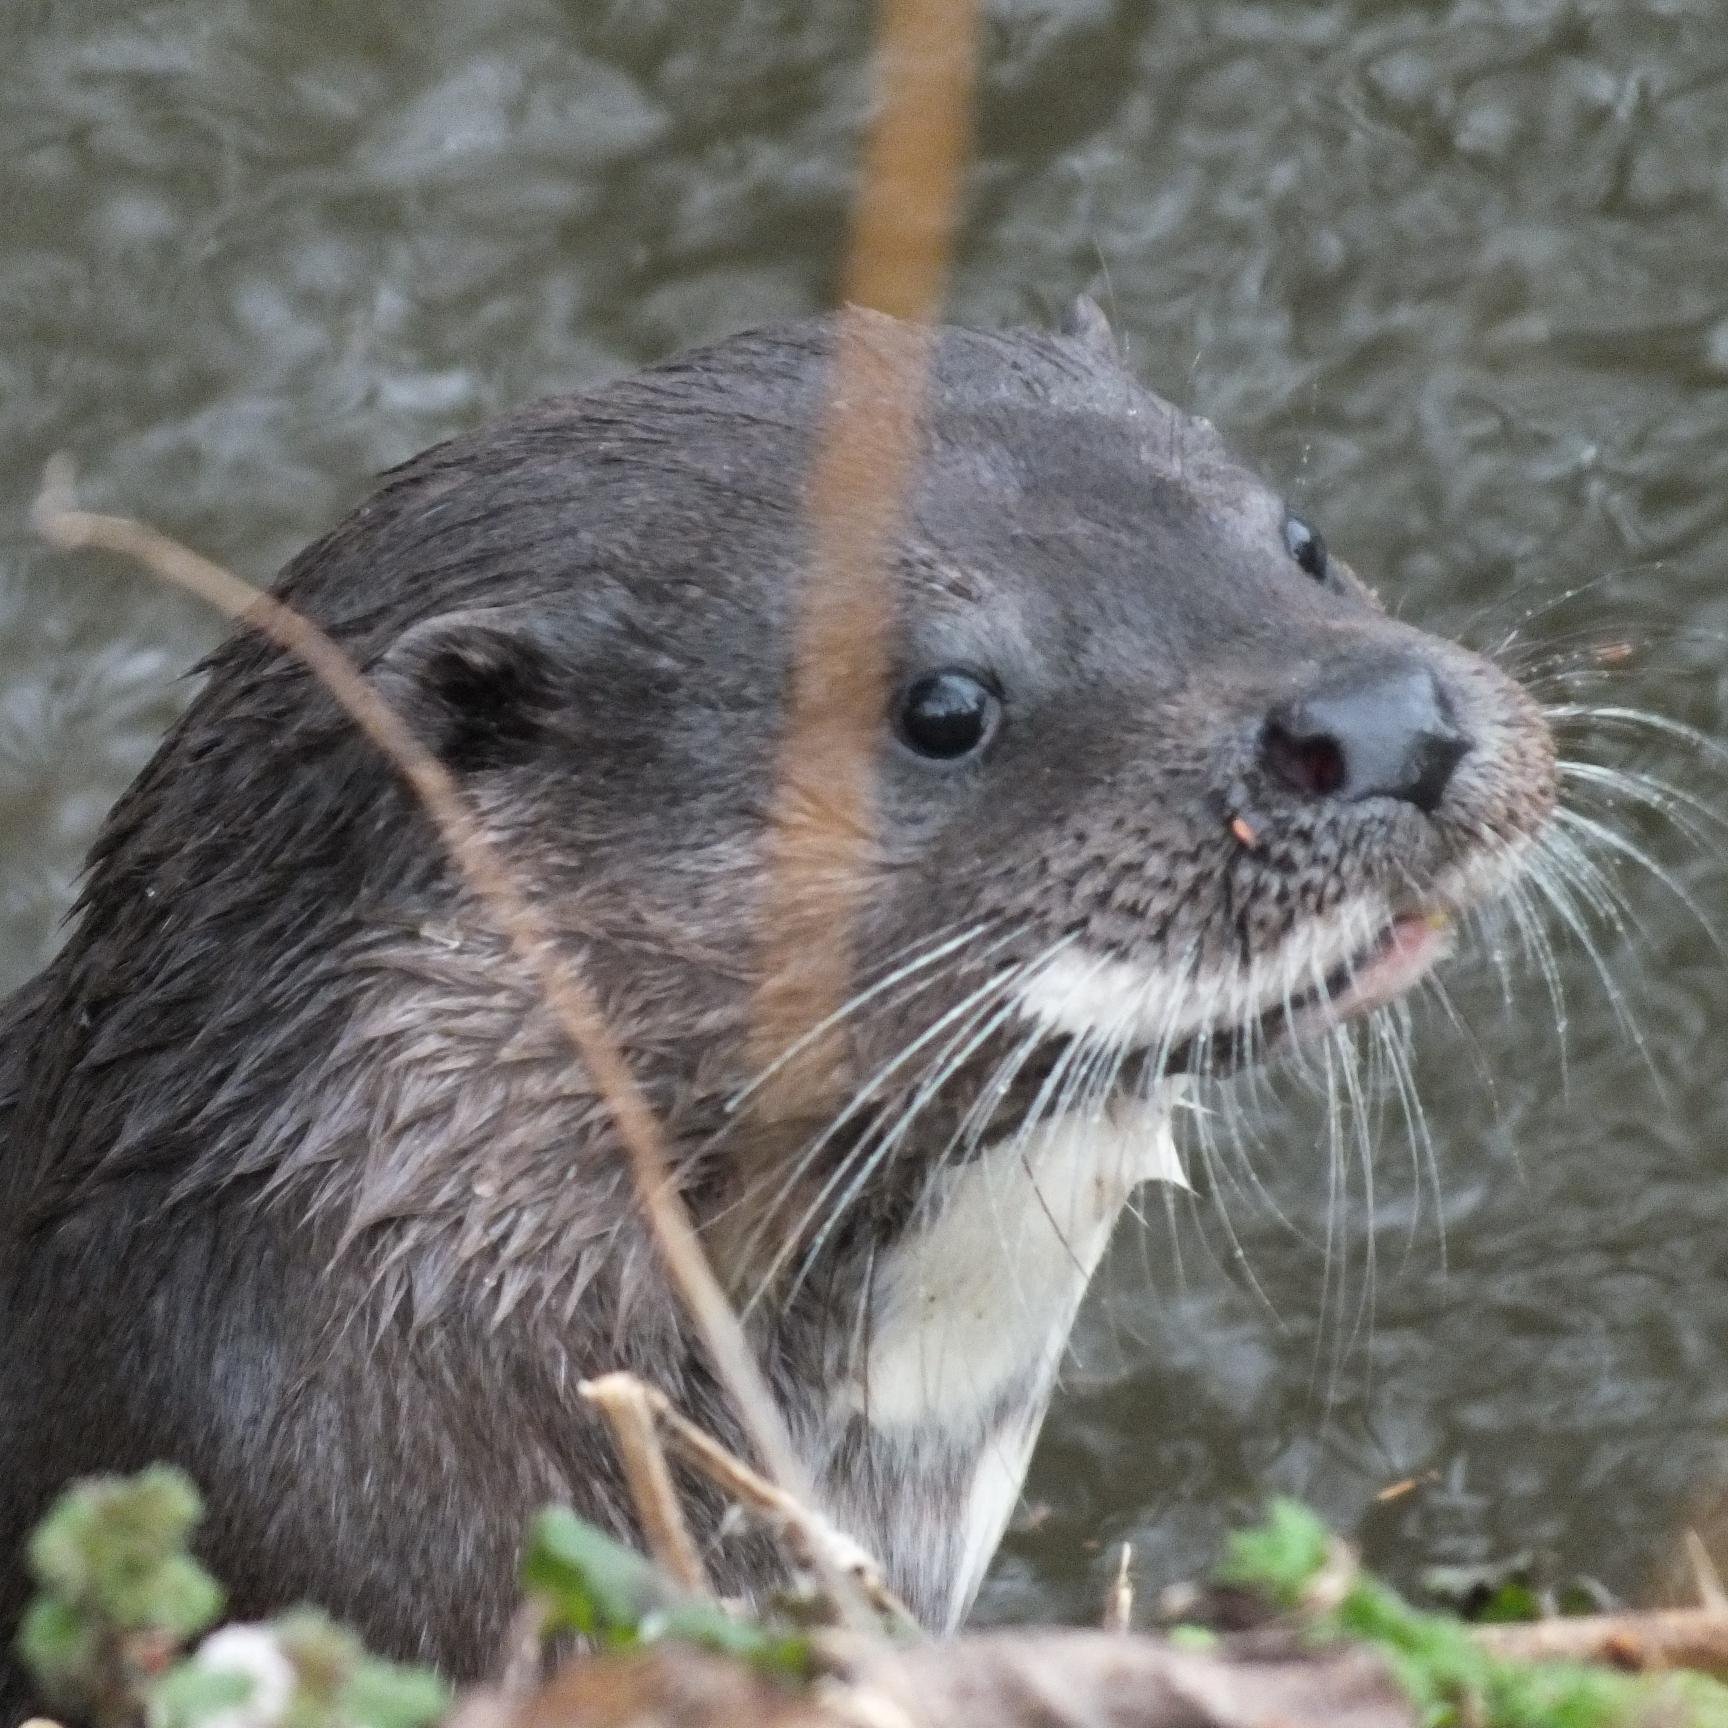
5;0;1728;1624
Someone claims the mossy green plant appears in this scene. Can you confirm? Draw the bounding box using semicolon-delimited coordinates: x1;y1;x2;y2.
16;1471;447;1728
18;1466;225;1727
1221;1499;1728;1728
24;1468;1728;1728
522;1506;816;1680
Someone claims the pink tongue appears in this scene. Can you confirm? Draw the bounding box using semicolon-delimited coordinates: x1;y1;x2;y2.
1328;914;1451;1021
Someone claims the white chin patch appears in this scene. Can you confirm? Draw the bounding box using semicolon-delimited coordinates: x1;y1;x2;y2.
1011;896;1393;1051
840;1094;1185;1435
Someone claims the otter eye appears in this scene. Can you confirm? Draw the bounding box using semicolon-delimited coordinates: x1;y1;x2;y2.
896;670;1000;760
1283;513;1329;582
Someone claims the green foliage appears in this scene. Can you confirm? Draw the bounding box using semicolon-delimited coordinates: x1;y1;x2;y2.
18;1467;226;1725
28;1468;1728;1728
1165;1624;1221;1653
1473;1582;1546;1626
522;1507;683;1640
522;1507;815;1680
16;1471;447;1728
143;1617;447;1728
1221;1499;1728;1728
1217;1498;1334;1610
264;1612;448;1728
147;1662;258;1728
25;1467;223;1639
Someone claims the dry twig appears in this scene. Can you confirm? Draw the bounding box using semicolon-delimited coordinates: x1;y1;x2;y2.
579;1376;709;1597
29;460;862;1617
1102;1545;1134;1635
584;1373;917;1634
738;0;981;1256
1470;1606;1728;1678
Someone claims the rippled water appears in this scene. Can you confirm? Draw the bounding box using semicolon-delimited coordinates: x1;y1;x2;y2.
5;0;1728;1626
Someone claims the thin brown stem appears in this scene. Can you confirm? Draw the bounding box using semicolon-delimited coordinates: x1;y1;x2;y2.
594;1373;917;1635
580;1375;709;1597
736;0;982;1287
1471;1608;1728;1678
29;458;852;1614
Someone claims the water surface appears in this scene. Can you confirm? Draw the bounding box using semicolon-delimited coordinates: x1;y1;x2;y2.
4;0;1727;1625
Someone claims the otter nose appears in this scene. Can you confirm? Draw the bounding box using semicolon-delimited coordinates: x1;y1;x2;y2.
1261;657;1470;814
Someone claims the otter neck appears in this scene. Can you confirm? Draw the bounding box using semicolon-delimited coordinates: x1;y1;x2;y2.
780;1091;1184;1629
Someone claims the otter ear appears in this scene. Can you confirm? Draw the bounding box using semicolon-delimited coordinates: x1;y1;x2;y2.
1058;293;1120;364
371;608;563;774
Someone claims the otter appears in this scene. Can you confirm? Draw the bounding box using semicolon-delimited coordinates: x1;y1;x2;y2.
0;306;1555;1707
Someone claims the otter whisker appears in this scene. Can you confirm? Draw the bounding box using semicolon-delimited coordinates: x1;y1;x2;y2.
1541;814;1660;941
1546;701;1728;770
1522;829;1665;1096
742;953;1045;1315
1324;1015;1379;1373
1204;968;1300;1235
1169;965;1290;1323
1492;857;1573;1076
1005;1036;1106;1278
1496;617;1694;691
1003;1008;1096;1164
1474;558;1673;660
1553;804;1726;957
710;923;1026;1245
1308;1029;1347;1406
979;1018;1137;1328
1028;1020;1155;1316
949;1017;1049;1167
929;1016;1062;1331
1374;999;1438;1272
1561;757;1728;855
725;917;1006;1117
790;983;1037;1302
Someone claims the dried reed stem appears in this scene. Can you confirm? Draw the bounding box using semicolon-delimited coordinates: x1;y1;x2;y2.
1471;1607;1728;1677
592;1373;916;1634
28;459;864;1618
580;1375;709;1597
1102;1546;1133;1635
738;0;981;1274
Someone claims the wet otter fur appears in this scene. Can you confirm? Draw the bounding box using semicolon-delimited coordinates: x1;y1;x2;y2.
0;307;1555;1708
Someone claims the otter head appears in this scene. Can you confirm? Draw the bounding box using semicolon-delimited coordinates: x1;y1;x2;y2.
306;308;1548;1267
28;307;1555;1316
844;305;1557;1087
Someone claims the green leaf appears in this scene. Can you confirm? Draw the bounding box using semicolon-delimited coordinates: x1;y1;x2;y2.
339;1659;451;1728
148;1663;256;1728
15;1597;98;1696
24;1466;223;1636
1165;1625;1220;1653
1216;1499;1332;1609
522;1507;814;1680
1472;1581;1543;1626
651;1606;814;1681
521;1507;682;1641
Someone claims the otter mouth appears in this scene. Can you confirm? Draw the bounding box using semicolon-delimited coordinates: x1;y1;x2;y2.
1008;896;1471;1088
1221;908;1454;1060
1034;908;1456;1081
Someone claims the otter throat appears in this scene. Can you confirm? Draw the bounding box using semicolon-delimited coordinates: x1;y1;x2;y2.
812;1091;1185;1631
